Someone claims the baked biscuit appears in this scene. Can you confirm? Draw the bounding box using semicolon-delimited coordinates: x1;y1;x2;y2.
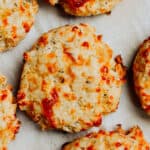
0;75;20;150
133;37;150;115
0;0;38;52
62;125;150;149
48;0;121;16
17;24;126;132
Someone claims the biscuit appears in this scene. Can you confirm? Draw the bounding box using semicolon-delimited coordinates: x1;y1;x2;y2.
0;0;38;52
17;24;126;132
48;0;121;16
0;75;20;150
62;125;150;149
133;37;150;115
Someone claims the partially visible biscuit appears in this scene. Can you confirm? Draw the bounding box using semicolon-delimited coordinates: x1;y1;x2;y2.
133;37;150;115
62;125;150;150
0;75;20;150
17;24;126;133
0;0;38;52
48;0;121;16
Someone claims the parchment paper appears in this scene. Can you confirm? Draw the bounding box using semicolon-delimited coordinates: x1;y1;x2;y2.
0;0;150;149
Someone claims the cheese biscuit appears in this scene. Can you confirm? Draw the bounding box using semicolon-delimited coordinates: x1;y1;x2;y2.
133;37;150;115
0;0;38;52
17;24;126;132
62;125;150;150
0;75;20;150
48;0;121;16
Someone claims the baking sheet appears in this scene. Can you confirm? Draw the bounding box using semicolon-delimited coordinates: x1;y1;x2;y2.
0;0;150;149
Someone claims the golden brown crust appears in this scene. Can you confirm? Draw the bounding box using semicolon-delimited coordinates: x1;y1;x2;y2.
0;75;20;150
133;37;150;115
17;24;126;132
62;125;150;150
48;0;121;16
0;0;38;52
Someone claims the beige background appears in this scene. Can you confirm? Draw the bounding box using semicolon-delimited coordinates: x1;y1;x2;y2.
0;0;150;149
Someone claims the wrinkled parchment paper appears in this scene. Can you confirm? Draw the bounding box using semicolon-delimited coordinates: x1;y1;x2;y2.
0;0;150;149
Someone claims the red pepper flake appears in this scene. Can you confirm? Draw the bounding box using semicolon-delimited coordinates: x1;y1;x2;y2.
86;133;93;138
87;145;94;150
75;142;79;147
1;93;7;100
97;35;102;41
102;76;106;80
115;55;122;64
115;142;121;147
23;22;30;33
23;52;29;61
0;90;7;100
20;5;25;12
75;0;88;7
66;52;75;62
38;35;48;46
71;26;82;36
42;88;58;128
100;66;109;73
2;18;8;26
96;88;100;92
19;101;27;106
145;105;150;113
17;92;26;100
64;51;76;62
93;115;102;126
72;26;79;32
109;131;115;136
63;93;69;98
98;130;105;135
82;41;89;48
86;122;93;127
65;0;88;8
142;49;149;58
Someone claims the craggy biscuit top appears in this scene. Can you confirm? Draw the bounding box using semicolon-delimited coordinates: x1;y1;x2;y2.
133;37;150;115
0;75;20;150
0;0;38;52
62;125;150;150
18;24;126;132
48;0;121;16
